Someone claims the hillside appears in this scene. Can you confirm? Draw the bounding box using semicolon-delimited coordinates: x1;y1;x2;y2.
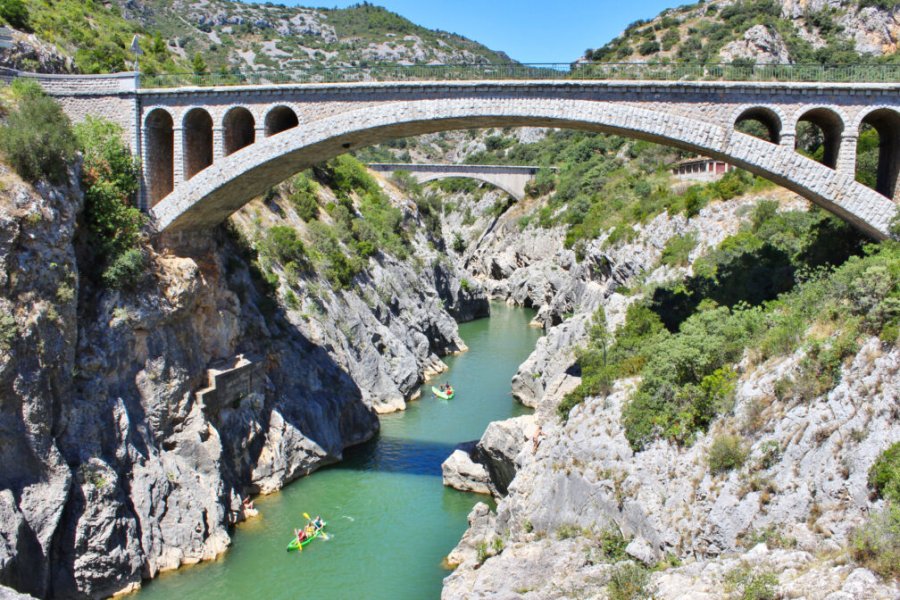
0;0;510;75
585;0;900;65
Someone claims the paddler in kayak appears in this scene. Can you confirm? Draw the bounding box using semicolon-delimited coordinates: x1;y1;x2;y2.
294;527;308;544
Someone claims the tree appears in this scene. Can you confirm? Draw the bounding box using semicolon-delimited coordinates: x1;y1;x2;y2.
191;53;207;75
0;0;29;31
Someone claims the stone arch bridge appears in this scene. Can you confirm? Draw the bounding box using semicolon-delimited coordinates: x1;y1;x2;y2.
17;70;900;239
367;163;548;200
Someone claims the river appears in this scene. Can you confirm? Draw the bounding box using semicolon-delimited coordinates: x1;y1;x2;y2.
136;303;541;600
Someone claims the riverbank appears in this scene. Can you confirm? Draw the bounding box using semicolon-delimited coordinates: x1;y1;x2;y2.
133;304;541;600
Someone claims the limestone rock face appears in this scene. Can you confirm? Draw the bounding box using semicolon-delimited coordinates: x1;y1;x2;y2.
719;24;791;63
443;192;898;598
0;154;489;596
0;585;35;600
476;416;534;496
442;444;492;495
0;30;74;74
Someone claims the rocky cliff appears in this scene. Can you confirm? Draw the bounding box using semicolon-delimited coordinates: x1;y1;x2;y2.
440;187;899;598
0;152;484;597
587;0;899;65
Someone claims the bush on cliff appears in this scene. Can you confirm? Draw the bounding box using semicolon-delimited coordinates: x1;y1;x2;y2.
561;203;898;451
74;117;145;289
851;443;900;579
0;79;76;184
0;0;30;31
869;442;900;503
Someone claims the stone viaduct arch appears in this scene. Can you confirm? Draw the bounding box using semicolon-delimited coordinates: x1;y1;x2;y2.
11;71;897;238
146;91;899;239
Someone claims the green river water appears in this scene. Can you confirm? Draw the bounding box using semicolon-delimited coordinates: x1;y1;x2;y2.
136;303;541;600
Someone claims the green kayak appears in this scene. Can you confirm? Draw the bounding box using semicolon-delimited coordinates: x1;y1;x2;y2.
286;521;327;552
432;386;455;400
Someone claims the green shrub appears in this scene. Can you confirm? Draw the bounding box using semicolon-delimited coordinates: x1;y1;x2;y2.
598;527;629;561
556;524;582;540
869;442;900;503
708;434;748;474
261;225;308;267
660;233;697;267
101;247;145;290
850;503;900;580
607;563;651;600
475;541;489;564
638;40;660;55
725;565;779;600
452;233;466;253
289;173;319;221
0;80;76;184
74;117;145;287
890;211;900;241
0;0;29;30
0;313;16;352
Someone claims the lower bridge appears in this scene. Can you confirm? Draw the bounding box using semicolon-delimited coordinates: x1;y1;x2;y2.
366;163;549;200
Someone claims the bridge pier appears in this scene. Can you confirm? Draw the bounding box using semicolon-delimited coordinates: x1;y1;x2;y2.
172;126;185;188
837;135;858;177
213;127;225;163
779;131;796;150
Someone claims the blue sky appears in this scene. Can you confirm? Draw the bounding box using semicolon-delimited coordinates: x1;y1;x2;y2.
285;1;683;63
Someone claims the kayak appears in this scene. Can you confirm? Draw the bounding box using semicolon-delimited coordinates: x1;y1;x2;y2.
432;386;454;400
286;521;327;552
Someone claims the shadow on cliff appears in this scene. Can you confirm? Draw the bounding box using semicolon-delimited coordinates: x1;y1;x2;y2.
213;224;380;488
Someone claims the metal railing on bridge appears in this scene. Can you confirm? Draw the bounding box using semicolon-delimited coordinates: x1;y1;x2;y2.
140;62;900;88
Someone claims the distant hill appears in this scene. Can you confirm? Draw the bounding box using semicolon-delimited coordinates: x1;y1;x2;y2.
0;0;511;75
584;0;900;65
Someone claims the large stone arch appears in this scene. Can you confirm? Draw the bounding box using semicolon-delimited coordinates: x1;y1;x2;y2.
151;98;897;238
144;108;174;207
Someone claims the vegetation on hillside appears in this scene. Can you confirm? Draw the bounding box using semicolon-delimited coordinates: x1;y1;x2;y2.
586;0;899;65
74;117;145;289
87;0;507;77
457;128;778;251
9;0;184;74
556;203;898;456
243;155;442;292
0;78;76;184
0;81;145;289
851;442;900;579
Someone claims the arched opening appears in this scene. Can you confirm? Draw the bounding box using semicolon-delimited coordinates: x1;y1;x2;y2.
183;108;213;180
857;108;900;200
144;109;174;207
735;107;781;144
795;108;843;169
423;175;518;201
265;106;299;137
223;107;255;156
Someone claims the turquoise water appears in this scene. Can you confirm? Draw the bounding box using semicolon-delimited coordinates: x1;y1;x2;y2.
136;304;541;600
